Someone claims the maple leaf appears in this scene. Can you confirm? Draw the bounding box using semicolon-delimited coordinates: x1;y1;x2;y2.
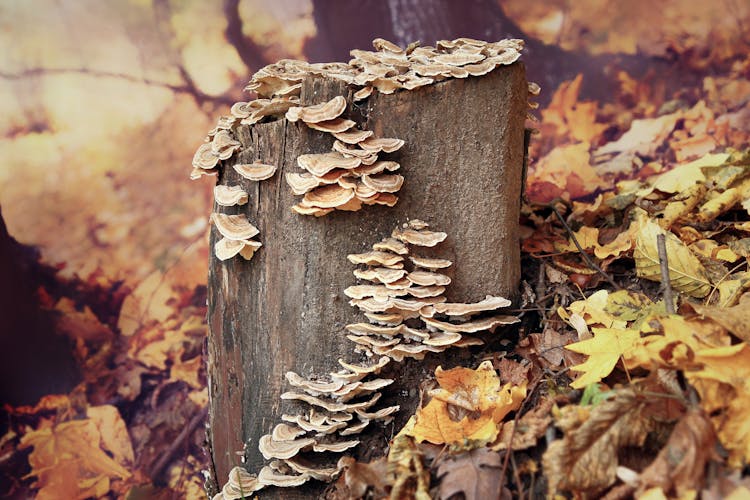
633;213;712;298
407;361;526;447
542;387;653;496
19;409;132;499
565;327;641;389
436;448;506;500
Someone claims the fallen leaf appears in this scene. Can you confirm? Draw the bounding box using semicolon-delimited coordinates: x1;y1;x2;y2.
388;417;431;500
407;362;526;447
691;294;750;342
542;387;653;496
565;327;641;389
86;405;135;465
436;448;505;500
633;213;712;298
637;408;718;497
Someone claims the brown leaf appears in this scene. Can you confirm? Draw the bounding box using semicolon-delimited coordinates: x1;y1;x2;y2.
496;357;530;386
637;408;718;497
542;387;653;496
335;456;388;500
691;293;750;342
436;448;505;500
493;398;553;452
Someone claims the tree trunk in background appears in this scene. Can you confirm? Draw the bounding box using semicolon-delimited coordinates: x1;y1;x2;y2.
206;63;527;497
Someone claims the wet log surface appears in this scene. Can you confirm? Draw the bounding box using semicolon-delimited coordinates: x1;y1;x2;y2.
207;62;527;497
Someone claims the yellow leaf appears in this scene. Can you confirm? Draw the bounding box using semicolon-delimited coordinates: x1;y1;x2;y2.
633;214;711;298
86;405;134;465
687;343;750;466
650;153;728;193
19;417;131;499
407;361;526;447
559;290;627;330
566;327;641;389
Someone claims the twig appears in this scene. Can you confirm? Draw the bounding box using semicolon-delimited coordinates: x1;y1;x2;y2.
656;234;675;314
150;405;209;483
551;206;620;290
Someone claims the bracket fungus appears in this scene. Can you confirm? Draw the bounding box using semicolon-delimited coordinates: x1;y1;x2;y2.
233;161;278;181
213;185;248;207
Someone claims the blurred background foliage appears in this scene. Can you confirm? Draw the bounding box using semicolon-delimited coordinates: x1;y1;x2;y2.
0;0;748;498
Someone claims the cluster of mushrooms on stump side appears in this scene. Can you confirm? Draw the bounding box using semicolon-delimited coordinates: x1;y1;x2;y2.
195;36;535;497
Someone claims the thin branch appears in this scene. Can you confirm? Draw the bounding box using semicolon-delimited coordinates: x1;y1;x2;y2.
551;206;621;290
0;67;235;107
656;234;675;314
150;405;209;483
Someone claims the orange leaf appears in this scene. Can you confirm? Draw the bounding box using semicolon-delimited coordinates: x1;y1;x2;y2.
407;361;526;447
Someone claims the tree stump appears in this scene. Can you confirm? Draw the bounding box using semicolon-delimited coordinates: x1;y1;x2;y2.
206;60;527;496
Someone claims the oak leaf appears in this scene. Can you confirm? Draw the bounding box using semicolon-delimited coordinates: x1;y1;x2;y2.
408;361;526;447
542;387;653;496
565;327;641;389
633;214;711;298
436;448;506;500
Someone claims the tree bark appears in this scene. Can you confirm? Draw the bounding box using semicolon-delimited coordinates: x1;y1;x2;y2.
207;63;527;497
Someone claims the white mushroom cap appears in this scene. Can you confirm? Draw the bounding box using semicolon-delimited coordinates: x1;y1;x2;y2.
407;285;446;298
271;422;307;441
285;371;345;395
302;185;356;209
280;391;381;413
372;237;409;255
365;311;405;325
353;86;374;101
214;237;261;261
421;314;519;333
298;152;361;176
257;466;310;488
284;457;342;481
432;295;512;316
352;160;401;176
258;434;315;460
333;129;374;144
358;137;405;153
211;213;260;241
285;95;347;123
214;185;248;207
233;161;277;181
409;256;452;269
193;142;220;169
354;405;400;420
353;267;407;284
313;440;360;453
392;227;447;247
347;251;404;267
344;285;408;300
361;173;404;193
339;420;370;436
306;118;356;134
407;270;451;286
220;466;263;499
423;330;463;346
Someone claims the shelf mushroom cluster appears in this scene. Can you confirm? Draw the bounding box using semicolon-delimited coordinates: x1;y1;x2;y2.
213;356;398;496
284;95;406;216
345;220;520;361
210;162;278;262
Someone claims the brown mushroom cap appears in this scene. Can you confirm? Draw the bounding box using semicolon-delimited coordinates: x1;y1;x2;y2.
271;422;307;441
432;295;512;316
407;270;451;286
220;466;263;499
361;173;404;193
372;237;409;255
333;129;374;144
372;37;403;53
353;86;374;101
298;152;361;176
284;457;342;481
313;440;360;453
422;314;519;333
306;118;356;133
409;256;452;269
347;250;404;267
214;185;249;207
238;240;262;260
353;267;407;284
371;192;399;207
301;185;356;209
233;161;277;181
339;420;370;436
257;466;311;488
258;434;315;460
193;142;220;169
214;237;260;261
358;137;405;153
392;227;447;247
285;95;347;123
285;371;345;395
211;213;260;240
344;284;408;300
